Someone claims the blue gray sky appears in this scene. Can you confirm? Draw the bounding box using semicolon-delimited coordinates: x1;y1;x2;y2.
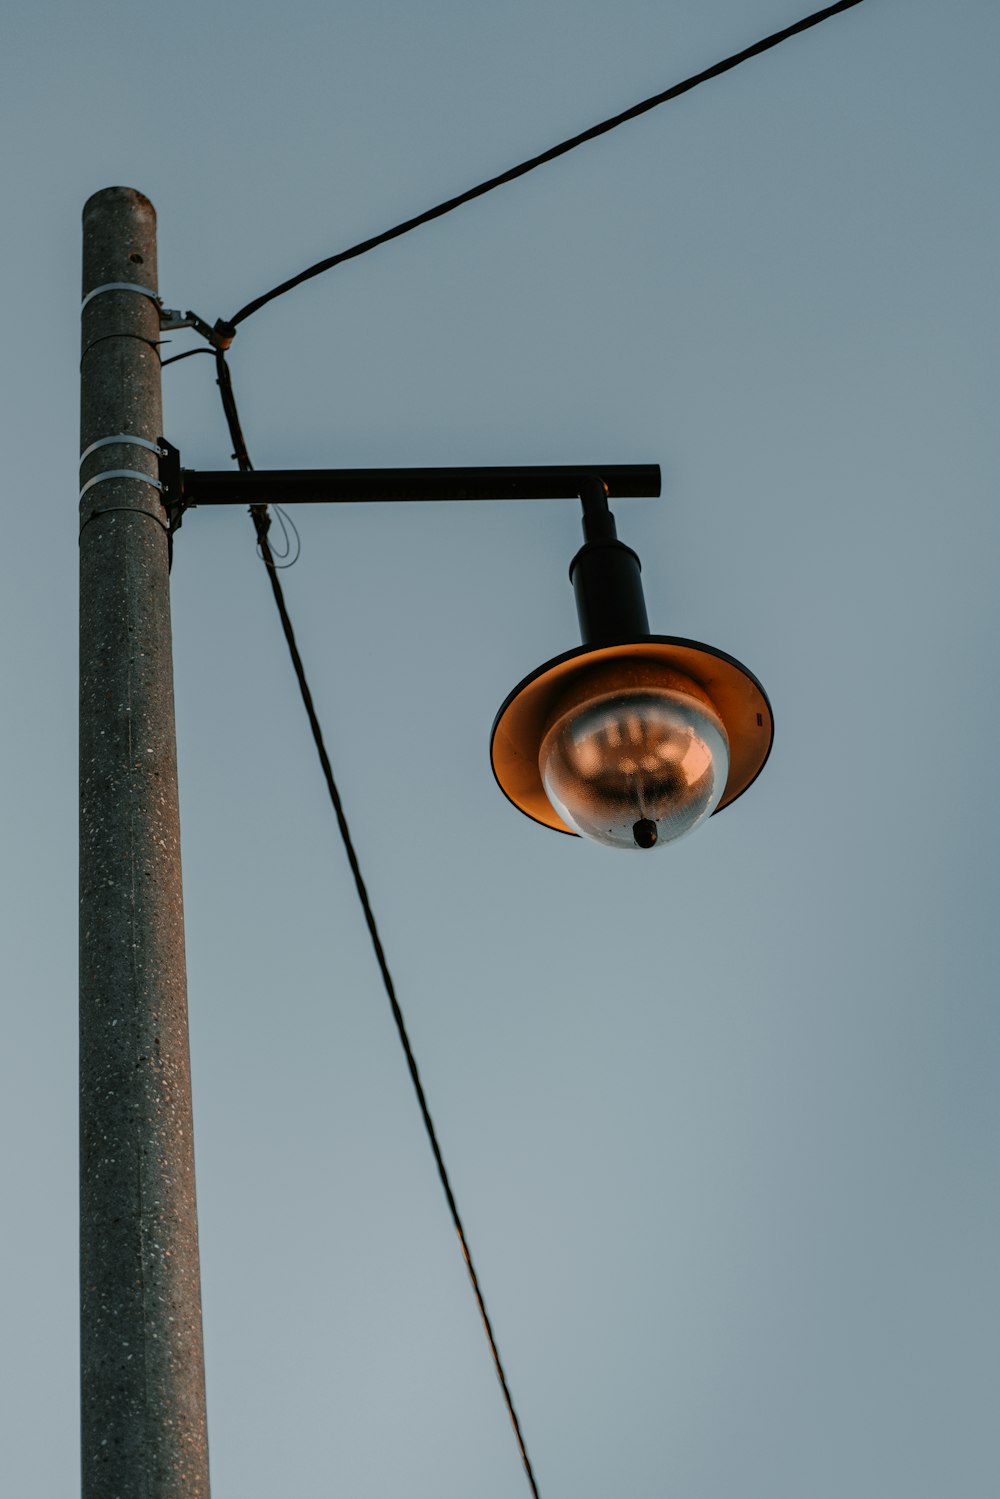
1;2;998;1495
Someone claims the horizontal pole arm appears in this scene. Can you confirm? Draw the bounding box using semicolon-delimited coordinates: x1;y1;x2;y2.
175;463;661;507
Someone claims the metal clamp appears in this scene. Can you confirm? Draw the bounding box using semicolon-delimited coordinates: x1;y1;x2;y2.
80;283;234;350
79;434;166;466
81;282;160;314
79;469;164;503
159;308;235;350
80;285;233;348
157;439;186;535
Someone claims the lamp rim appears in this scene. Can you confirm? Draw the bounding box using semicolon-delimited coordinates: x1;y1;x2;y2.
490;636;774;837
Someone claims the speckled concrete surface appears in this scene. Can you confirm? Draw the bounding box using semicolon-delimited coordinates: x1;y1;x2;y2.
79;188;210;1499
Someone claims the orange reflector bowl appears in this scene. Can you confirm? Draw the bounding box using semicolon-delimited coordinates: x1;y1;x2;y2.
491;637;773;837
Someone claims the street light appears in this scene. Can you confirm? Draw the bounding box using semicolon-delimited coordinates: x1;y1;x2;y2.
161;456;773;852
161;457;772;852
491;478;773;848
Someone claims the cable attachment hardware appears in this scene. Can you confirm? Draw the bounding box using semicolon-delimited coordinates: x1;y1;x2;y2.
80;287;236;350
158;308;237;350
80;434;166;466
81;282;161;314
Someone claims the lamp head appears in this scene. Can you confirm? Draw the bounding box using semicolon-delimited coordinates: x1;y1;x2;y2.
491;474;772;848
491;637;772;848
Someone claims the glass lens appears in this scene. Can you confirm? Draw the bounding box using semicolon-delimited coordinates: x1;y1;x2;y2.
539;686;729;849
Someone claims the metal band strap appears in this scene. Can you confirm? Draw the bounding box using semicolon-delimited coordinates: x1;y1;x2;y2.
78;507;170;542
80;282;160;314
79;469;164;502
79;434;165;466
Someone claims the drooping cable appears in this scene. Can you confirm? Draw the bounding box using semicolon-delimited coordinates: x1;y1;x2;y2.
213;350;542;1498
260;504;301;568
161;346;217;368
228;0;865;327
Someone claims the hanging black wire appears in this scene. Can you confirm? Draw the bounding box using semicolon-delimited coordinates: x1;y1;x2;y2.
162;346;217;368
228;0;865;327
213;350;542;1498
260;503;301;568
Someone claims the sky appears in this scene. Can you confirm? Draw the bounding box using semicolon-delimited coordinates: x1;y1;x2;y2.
1;1;998;1495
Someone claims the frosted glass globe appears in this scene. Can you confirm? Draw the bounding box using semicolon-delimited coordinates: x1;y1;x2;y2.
539;674;729;850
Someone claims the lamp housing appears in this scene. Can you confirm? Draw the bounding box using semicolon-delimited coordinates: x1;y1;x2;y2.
491;479;773;848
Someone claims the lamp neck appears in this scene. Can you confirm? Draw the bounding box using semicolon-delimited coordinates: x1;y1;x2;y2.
570;478;650;645
580;475;618;542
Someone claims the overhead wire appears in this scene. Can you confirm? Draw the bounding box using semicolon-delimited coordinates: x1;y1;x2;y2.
257;503;300;568
203;4;870;1488
227;0;865;327
213;349;542;1498
161;346;217;368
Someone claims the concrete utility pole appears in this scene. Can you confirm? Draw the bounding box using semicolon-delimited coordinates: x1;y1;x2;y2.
79;187;210;1497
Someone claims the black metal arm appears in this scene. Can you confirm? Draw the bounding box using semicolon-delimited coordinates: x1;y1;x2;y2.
158;441;659;533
